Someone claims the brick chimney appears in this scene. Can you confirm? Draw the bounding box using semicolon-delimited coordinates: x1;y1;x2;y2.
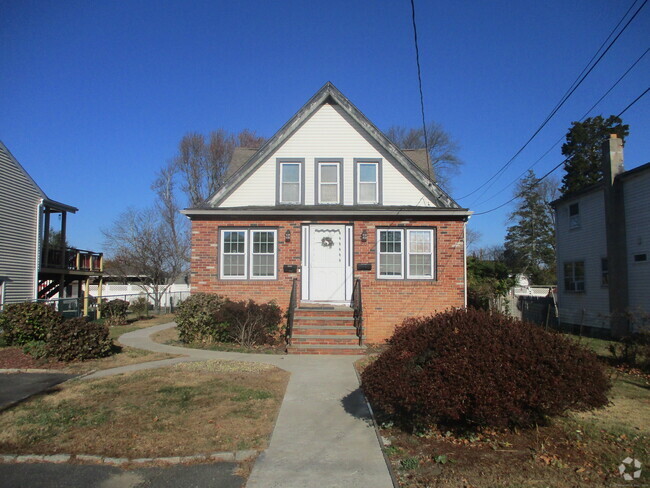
602;134;629;337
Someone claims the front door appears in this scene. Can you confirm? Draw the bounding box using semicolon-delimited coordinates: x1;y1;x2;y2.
302;224;352;302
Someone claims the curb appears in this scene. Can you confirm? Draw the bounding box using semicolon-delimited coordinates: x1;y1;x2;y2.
0;449;258;466
353;362;399;488
0;368;71;374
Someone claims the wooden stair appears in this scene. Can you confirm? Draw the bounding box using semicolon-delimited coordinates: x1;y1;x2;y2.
287;305;365;355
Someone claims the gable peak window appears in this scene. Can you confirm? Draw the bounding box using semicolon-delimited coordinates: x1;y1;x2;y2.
317;161;341;204
279;161;303;204
356;160;380;204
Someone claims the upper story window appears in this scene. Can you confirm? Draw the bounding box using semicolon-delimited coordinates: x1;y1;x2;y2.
601;258;608;286
278;160;303;204
355;160;381;204
317;160;341;204
377;228;435;280
564;261;584;292
569;202;580;229
220;228;277;280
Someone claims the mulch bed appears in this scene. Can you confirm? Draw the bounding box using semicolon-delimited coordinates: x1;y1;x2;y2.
0;347;65;370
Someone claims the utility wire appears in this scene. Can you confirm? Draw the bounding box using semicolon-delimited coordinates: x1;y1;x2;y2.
409;0;431;179
458;0;647;202
472;85;650;217
473;47;649;207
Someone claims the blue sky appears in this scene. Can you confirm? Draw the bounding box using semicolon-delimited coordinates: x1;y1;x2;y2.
1;0;648;252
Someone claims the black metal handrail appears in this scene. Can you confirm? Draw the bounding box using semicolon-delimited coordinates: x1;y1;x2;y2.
286;278;297;345
351;278;363;345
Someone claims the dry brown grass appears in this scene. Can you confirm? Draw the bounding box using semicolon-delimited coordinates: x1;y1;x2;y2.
0;361;289;458
60;347;179;374
151;326;180;345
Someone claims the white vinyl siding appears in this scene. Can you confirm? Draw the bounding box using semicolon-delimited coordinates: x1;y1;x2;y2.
318;162;340;204
219;229;277;280
219;104;436;207
377;228;435;280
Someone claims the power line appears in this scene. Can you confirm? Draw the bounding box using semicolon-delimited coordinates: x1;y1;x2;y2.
472;85;650;217
458;0;648;202
409;0;431;179
473;47;649;207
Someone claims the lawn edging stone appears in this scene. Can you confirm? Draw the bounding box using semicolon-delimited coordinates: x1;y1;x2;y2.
0;450;259;466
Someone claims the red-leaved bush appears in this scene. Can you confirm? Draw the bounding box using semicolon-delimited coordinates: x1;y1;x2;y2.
361;308;611;429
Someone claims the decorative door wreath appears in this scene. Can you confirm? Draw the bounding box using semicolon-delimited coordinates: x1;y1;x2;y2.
321;236;334;248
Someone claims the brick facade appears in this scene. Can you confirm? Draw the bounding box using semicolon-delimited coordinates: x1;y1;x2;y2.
190;216;466;344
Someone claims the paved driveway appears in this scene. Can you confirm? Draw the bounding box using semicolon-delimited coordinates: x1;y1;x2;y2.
0;372;77;411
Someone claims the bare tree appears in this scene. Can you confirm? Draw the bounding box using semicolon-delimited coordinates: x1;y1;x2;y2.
102;206;189;309
466;226;482;251
386;123;463;191
172;129;265;207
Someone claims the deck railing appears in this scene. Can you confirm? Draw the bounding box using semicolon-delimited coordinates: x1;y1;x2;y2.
351;278;363;345
286;278;297;345
42;247;103;273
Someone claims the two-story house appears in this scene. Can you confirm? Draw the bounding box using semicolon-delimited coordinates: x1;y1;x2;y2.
0;141;103;314
552;134;649;337
182;82;471;353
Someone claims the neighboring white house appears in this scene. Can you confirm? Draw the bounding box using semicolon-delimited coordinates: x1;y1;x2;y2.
552;135;649;337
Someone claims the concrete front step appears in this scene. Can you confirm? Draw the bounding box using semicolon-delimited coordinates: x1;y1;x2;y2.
287;344;366;355
293;325;358;336
291;334;360;346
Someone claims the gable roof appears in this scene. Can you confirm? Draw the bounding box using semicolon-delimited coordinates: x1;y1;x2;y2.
0;141;77;213
195;82;462;211
224;147;259;180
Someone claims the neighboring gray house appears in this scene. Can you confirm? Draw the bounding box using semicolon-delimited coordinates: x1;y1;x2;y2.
0;141;103;308
552;134;649;337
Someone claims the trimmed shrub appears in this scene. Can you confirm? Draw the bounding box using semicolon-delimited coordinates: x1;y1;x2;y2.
0;302;64;346
46;318;113;361
361;308;611;430
609;330;650;373
175;293;226;343
99;299;129;326
215;299;283;347
22;340;48;359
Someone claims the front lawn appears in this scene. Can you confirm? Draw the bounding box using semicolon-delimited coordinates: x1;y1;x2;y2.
0;360;289;458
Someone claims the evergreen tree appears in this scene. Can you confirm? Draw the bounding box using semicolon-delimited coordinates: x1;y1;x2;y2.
504;171;556;284
560;115;629;195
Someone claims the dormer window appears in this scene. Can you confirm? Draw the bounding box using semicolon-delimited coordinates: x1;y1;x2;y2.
278;159;304;204
355;159;381;204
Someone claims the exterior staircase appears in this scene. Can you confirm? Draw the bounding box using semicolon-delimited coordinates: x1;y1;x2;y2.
287;305;366;355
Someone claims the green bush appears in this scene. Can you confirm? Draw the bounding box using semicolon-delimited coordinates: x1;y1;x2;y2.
215;299;283;347
99;299;129;326
361;308;611;430
45;317;113;362
175;293;226;343
22;340;48;359
609;329;650;373
0;302;63;346
129;297;149;318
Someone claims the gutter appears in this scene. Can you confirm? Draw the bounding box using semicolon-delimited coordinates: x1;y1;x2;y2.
182;208;473;218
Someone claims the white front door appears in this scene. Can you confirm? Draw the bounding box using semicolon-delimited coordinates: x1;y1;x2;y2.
302;224;352;302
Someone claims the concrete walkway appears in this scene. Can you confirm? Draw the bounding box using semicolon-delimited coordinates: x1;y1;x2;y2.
111;323;394;488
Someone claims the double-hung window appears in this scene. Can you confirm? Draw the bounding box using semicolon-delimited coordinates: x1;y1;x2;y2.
220;229;277;280
356;160;379;204
317;161;341;204
377;228;435;280
279;161;302;204
569;203;580;229
564;261;585;292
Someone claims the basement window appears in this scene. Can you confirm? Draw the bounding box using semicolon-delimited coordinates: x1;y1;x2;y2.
634;253;647;263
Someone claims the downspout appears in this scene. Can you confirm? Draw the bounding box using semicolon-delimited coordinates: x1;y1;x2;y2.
463;220;468;308
34;199;44;300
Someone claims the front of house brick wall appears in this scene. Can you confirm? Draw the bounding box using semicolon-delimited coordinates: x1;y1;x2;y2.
191;216;466;344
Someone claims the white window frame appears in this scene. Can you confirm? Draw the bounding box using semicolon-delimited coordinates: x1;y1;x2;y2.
569;202;580;230
357;161;379;204
564;260;585;292
250;229;278;280
219;228;278;280
317;161;341;204
0;279;5;310
406;229;435;279
279;162;302;204
220;229;248;280
377;228;436;280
